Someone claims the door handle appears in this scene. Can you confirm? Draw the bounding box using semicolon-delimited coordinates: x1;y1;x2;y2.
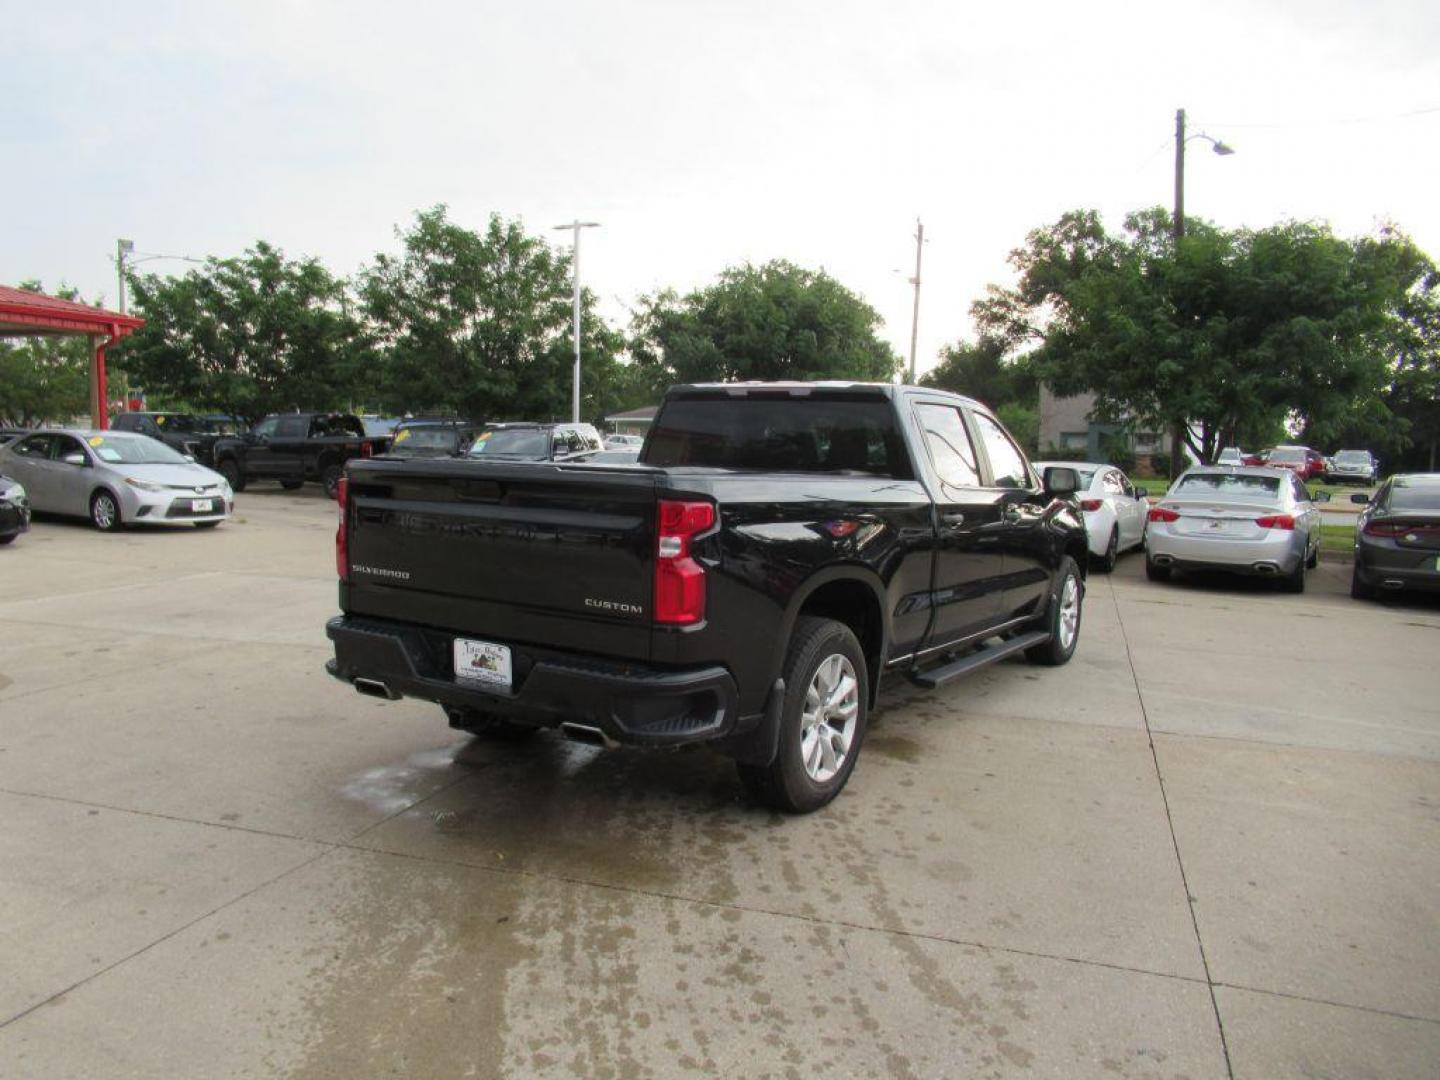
1003;506;1023;523
941;512;965;529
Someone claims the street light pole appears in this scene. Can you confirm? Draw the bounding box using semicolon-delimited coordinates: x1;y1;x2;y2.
907;219;924;384
554;220;600;423
117;238;135;315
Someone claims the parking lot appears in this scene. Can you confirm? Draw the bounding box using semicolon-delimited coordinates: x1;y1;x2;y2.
1;490;1437;1078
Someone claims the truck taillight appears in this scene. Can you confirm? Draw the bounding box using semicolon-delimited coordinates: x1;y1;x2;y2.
1079;499;1103;512
654;499;714;625
360;441;373;457
336;476;349;581
1255;513;1295;530
1148;506;1180;523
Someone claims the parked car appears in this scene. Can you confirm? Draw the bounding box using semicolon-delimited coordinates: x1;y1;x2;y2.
1327;449;1378;485
582;447;643;465
0;428;29;446
111;411;233;465
466;422;604;462
385;420;485;459
0;470;30;544
1350;474;1440;599
1144;467;1326;592
0;430;232;531
211;412;389;497
604;433;644;449
327;381;1091;813
1263;445;1327;481
361;416;404;438
1242;449;1269;466
1215;447;1251;466
1032;460;1149;571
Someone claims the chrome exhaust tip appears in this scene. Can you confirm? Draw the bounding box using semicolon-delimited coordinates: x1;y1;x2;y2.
1382;578;1405;590
353;677;400;700
559;722;618;750
1252;563;1279;575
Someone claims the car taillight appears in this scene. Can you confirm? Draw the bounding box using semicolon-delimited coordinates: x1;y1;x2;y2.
1079;499;1103;512
1363;520;1409;538
360;441;373;457
654;499;714;625
1148;506;1180;523
335;476;349;580
1255;514;1296;530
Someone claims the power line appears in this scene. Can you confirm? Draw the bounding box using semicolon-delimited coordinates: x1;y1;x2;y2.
1197;105;1440;130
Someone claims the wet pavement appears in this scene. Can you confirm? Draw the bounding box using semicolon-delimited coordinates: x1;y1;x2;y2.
1;488;1437;1077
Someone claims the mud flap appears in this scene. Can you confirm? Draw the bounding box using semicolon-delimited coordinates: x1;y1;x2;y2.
713;678;785;766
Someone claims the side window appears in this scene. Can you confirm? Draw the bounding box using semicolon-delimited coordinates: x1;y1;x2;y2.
1293;475;1309;503
552;433;568;458
252;417;280;439
276;415;308;438
50;435;86;461
971;412;1032;489
1101;471;1124;495
914;403;980;488
568;432;584;453
13;435;53;459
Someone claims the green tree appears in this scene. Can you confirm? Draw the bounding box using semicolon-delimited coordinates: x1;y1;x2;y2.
360;206;632;422
975;208;1424;466
117;243;362;424
629;261;899;386
920;333;1036;410
0;282;97;425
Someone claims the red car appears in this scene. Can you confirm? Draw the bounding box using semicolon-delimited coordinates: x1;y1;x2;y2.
1262;445;1327;482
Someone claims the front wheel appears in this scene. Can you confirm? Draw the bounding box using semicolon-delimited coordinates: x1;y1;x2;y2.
90;489;123;532
737;616;868;814
217;458;246;493
1026;556;1083;666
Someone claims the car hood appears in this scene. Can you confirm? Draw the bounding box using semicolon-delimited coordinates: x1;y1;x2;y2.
109;462;228;487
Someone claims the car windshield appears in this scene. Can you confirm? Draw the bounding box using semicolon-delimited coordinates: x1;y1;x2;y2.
1335;451;1370;463
1388;481;1440;512
1174;473;1281;500
468;428;551;459
88;435;190;466
396;427;459;450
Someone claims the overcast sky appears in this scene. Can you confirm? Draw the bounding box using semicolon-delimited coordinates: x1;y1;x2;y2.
4;0;1438;376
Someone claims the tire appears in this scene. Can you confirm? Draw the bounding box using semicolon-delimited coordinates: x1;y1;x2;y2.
217;458;246;493
280;479;303;491
1026;556;1083;666
321;462;343;499
194;520;222;530
1350;563;1375;600
1282;557;1306;594
1095;528;1119;573
736;616;868;814
444;707;536;741
1145;555;1171;582
1306;540;1319;569
89;489;123;532
0;534;15;545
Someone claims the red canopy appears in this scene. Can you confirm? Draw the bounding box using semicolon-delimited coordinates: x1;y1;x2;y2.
0;285;144;429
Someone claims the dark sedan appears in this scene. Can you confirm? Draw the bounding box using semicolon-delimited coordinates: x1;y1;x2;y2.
1351;474;1440;599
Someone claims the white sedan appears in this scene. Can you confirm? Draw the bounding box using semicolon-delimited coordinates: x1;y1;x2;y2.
0;429;233;531
1033;460;1151;571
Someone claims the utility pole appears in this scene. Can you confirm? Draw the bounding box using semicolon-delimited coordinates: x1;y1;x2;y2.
554;220;600;423
117;238;134;315
1171;110;1186;478
907;219;924;384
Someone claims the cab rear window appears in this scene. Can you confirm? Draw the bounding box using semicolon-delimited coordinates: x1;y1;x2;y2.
644;397;914;479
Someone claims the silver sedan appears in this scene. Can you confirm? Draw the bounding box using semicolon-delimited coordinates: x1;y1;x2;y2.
1144;467;1325;592
0;429;233;531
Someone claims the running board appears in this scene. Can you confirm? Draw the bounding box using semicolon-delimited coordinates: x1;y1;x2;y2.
906;631;1051;689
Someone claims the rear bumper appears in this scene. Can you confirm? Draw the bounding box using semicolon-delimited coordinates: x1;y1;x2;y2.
1355;548;1440;592
1147;529;1304;575
325;614;741;747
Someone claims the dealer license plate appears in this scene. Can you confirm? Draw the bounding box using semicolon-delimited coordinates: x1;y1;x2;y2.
453;638;512;690
191;499;214;512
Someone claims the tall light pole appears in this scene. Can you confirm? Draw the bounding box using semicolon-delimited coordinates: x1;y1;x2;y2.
116;239;135;314
906;219;924;384
554;220;600;422
113;240;205;411
1171;108;1234;476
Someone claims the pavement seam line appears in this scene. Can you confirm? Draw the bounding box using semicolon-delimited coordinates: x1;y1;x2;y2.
0;846;332;1033
1210;981;1440;1027
1108;572;1236;1078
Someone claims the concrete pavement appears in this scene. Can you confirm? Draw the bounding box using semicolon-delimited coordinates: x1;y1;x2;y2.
0;487;1436;1077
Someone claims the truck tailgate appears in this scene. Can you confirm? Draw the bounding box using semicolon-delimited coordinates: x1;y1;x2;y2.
343;459;659;661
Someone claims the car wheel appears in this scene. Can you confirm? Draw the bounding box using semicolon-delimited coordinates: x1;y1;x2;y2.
0;534;16;545
1350;563;1375;600
90;489;123;532
321;463;343;499
280;480;304;491
736;616;868;814
1306;540;1319;569
1026;556;1083;666
1095;528;1119;573
1282;557;1306;594
217;459;246;493
444;707;537;741
1145;555;1171;582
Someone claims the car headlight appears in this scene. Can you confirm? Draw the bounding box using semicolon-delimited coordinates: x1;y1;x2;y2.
3;484;23;503
124;477;166;493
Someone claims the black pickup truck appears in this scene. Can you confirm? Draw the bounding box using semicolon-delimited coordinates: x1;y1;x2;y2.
110;412;233;465
326;382;1088;812
213;412;389;497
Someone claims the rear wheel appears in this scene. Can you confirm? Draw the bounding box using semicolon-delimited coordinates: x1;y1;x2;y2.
737;616;868;814
1350;563;1375;600
217;458;246;493
321;462;343;499
0;534;16;545
1306;540;1319;569
1145;555;1171;582
1282;557;1307;594
1096;528;1119;573
89;489;122;532
1026;556;1083;666
280;479;303;491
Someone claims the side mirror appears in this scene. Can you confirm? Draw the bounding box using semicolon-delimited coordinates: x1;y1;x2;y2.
62;452;87;467
1310;490;1330;503
1134;486;1149;499
1043;466;1079;497
184;454;196;463
1350;493;1370;505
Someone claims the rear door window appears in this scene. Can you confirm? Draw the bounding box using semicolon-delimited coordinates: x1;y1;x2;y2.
13;435;54;459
